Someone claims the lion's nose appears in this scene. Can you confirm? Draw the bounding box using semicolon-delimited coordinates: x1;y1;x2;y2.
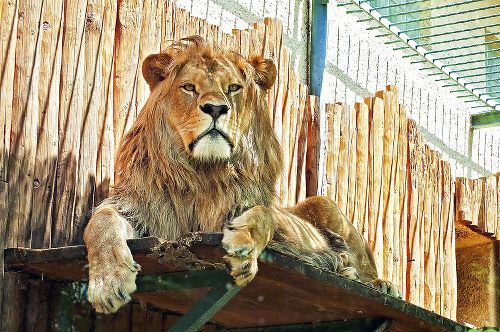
200;103;229;121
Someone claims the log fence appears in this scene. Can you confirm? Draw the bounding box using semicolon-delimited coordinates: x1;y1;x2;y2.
2;0;500;328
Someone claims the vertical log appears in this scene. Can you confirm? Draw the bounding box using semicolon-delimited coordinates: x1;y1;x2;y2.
348;101;357;225
278;47;290;204
296;85;308;203
114;0;143;152
496;173;500;239
31;0;63;249
455;177;472;225
286;70;299;207
406;119;421;305
336;103;350;216
450;179;457;320
161;0;175;51
441;161;452;319
354;102;369;238
396;104;408;298
324;103;341;202
423;146;435;311
53;0;87;247
432;151;443;315
263;18;282;124
96;0;117;205
481;176;497;237
137;0;162;111
306;96;320;198
365;96;384;274
376;89;396;282
470;178;482;229
417;133;426;307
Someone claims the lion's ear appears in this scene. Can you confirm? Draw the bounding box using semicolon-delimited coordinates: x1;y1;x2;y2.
142;53;174;90
249;56;277;90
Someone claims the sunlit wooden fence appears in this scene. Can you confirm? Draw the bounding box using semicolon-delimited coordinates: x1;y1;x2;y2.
3;0;495;328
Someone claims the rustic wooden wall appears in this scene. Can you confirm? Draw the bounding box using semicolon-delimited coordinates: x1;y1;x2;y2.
2;0;492;329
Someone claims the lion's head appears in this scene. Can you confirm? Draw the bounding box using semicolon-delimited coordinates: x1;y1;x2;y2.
113;37;282;232
141;36;277;162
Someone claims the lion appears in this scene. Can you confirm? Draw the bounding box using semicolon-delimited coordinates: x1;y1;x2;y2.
84;35;400;314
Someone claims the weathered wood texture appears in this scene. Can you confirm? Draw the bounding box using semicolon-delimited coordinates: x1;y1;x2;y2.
324;87;457;319
0;0;473;328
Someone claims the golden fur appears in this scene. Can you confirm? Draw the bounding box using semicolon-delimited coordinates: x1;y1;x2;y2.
84;36;400;314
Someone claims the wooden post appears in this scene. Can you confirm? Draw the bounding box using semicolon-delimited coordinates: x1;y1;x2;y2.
423;146;435;311
365;96;384;274
441;161;454;319
376;89;396;282
417;133;426;307
31;0;63;249
348;101;357;225
324;103;341;202
114;0;144;151
286;70;299;207
432;151;443;315
354;102;369;237
455;177;472;225
278;47;290;205
96;0;118;205
306;96;320;198
337;103;350;216
161;0;176;51
396;104;408;299
496;173;500;239
296;85;309;203
481;176;497;237
470;178;482;229
406;119;421;305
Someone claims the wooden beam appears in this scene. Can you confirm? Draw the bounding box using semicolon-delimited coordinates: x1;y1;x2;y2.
471;110;500;129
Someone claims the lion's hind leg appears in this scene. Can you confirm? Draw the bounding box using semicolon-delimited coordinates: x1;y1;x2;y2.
84;205;140;313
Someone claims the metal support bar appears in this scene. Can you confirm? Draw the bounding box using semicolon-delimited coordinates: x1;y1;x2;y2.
410;22;499;41
399;12;500;34
168;279;242;332
471;110;500;129
220;317;394;332
378;0;485;19
309;0;328;97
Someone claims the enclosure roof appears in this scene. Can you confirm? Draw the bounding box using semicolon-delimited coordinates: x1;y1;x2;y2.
338;0;500;128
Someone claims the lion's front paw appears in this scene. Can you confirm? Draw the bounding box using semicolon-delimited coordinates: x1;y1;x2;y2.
339;266;360;281
87;245;141;314
222;225;259;286
370;279;402;299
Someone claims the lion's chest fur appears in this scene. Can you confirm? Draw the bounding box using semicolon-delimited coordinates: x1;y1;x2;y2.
111;164;273;240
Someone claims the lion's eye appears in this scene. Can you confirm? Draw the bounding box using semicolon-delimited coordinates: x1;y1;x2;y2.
228;84;242;92
182;83;196;92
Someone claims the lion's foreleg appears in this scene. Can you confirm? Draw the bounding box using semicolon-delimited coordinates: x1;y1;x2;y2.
84;205;140;314
222;206;275;286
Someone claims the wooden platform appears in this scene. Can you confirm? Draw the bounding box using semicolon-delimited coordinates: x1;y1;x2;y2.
4;233;467;331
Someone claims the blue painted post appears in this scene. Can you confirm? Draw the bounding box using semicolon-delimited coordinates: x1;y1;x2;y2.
310;0;329;97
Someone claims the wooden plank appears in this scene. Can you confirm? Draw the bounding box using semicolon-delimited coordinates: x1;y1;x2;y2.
96;0;117;205
376;89;396;282
306;96;320;198
347;101;357;225
137;0;162;111
0;0;17;183
481;176;497;237
336;103;350;216
30;0;63;249
324;104;341;203
406;119;421;306
248;24;264;56
114;0;143;152
422;146;435;312
285;69;299;207
470;178;482;229
365;96;384;275
396;104;408;299
497;173;500;241
417;133;426;307
161;0;175;51
8;0;43;248
441;161;452;319
449;180;457;321
455;177;472;225
295;85;308;203
52;0;87;247
354;102;369;238
278;47;290;205
432;151;443;315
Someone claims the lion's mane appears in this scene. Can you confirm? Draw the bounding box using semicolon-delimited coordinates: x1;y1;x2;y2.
106;37;282;239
